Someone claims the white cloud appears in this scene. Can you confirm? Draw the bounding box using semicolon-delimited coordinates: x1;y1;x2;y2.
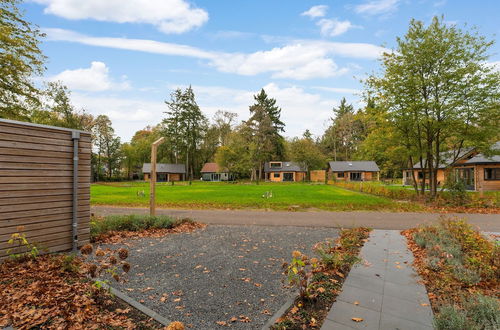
33;0;208;34
317;18;357;37
313;86;361;94
354;0;400;15
301;5;329;18
487;61;500;72
50;61;130;92
45;28;389;80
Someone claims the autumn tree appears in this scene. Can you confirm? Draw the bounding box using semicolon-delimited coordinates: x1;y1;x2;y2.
287;133;326;178
0;0;46;120
92;115;122;180
366;17;500;197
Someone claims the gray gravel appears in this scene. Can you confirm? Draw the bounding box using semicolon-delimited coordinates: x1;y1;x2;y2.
102;225;338;329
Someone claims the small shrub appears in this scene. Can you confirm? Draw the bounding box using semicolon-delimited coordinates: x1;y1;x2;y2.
6;227;40;261
61;253;80;273
282;250;318;300
466;294;500;330
434;305;473;330
442;173;471;206
427;256;442;271
452;265;481;286
90;214;177;239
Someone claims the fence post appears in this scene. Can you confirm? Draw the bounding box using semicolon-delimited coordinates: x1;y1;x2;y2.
71;131;80;253
150;137;165;217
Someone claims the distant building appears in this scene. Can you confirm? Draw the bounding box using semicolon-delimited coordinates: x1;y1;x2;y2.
403;142;500;191
327;161;380;181
200;162;234;181
142;163;186;182
264;161;307;182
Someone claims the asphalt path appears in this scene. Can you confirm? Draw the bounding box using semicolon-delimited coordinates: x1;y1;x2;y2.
91;206;500;232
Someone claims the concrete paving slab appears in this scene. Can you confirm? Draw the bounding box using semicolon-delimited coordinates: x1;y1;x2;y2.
380;313;434;330
321;319;356;330
326;300;381;329
321;230;434;330
336;285;383;312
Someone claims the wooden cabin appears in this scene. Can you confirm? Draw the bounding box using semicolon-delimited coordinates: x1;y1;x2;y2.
200;162;234;181
142;163;186;182
264;161;307;182
402;142;500;191
328;161;380;181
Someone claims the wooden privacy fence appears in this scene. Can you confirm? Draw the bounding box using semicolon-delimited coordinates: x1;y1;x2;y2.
0;119;91;259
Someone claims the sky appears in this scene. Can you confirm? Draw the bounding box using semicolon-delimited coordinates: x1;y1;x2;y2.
22;0;500;142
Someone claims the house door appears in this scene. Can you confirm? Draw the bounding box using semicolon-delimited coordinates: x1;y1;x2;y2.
456;168;475;190
350;172;361;181
212;173;221;182
283;173;294;182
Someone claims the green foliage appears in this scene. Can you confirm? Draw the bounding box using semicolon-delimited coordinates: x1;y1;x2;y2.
443;172;471;206
435;295;500;330
163;86;208;181
434;305;472;330
92;115;122;180
452;265;481;286
90;214;186;239
282;250;318;300
7;230;39;261
0;0;46;120
465;294;500;330
366;16;500;198
61;253;80;273
287;136;327;173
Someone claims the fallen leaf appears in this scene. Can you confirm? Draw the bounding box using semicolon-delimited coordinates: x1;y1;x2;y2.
229;317;238;323
261;310;271;315
290;306;299;314
317;287;325;293
421;303;429;306
216;321;228;326
254;283;262;287
354;301;360;305
352;317;363;322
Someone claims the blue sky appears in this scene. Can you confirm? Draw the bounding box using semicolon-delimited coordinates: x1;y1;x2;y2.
23;0;500;141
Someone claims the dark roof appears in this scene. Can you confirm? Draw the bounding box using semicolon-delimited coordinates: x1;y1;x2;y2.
412;147;475;169
464;142;500;164
264;161;307;172
142;163;186;174
328;161;380;172
201;162;229;173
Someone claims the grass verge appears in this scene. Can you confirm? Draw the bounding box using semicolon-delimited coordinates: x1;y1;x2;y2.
90;214;205;243
271;227;371;329
333;181;500;213
403;217;499;330
91;181;420;212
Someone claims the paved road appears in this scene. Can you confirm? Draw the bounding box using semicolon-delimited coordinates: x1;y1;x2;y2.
91;206;500;232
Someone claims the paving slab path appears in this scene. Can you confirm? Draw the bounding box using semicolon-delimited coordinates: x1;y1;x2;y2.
322;230;434;330
92;206;500;231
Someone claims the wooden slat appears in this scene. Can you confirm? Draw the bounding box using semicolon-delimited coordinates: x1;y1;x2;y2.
0;155;72;164
1;205;91;220
0;223;90;241
0;200;89;213
0;140;90;154
0;170;91;177
0;162;91;171
0;183;90;191
0;121;91;141
0;177;90;184
0;188;88;198
0;194;90;206
1;212;90;228
0;231;91;252
0;147;91;160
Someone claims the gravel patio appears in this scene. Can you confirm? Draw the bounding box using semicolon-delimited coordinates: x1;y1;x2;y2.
102;224;339;329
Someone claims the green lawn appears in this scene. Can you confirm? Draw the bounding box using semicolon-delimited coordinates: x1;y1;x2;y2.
90;181;422;211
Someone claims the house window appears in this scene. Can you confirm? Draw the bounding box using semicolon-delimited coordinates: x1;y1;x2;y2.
270;162;282;168
337;172;344;178
484;168;500;180
273;173;280;178
417;171;424;179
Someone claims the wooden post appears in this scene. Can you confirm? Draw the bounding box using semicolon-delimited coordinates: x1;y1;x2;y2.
150;137;165;216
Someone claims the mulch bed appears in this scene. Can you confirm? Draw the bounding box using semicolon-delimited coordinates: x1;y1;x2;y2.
272;227;371;329
0;254;161;329
93;221;206;244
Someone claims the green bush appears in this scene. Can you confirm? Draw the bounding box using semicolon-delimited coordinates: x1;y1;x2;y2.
434;305;473;330
90;214;187;240
466;294;500;330
452;265;481;286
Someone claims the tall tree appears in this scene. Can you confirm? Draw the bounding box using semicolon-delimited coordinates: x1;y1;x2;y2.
212;110;238;146
287;136;326;178
92;115;121;180
163;86;207;180
251;89;286;160
366;17;500;197
0;0;46;120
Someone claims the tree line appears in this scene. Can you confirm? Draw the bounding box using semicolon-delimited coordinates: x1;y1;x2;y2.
1;0;498;197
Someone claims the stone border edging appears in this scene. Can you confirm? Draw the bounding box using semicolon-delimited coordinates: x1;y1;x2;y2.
106;285;172;326
261;295;296;330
